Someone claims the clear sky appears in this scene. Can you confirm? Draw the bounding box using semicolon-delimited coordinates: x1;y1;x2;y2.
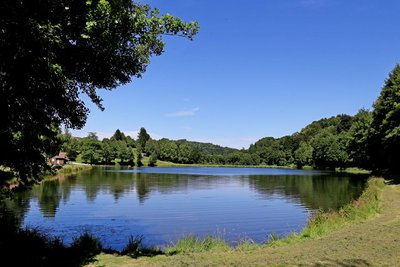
72;0;400;149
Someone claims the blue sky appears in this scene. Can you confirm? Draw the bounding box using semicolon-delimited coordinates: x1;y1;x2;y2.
72;0;400;149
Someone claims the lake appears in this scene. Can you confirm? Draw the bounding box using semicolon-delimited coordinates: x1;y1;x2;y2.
3;167;367;250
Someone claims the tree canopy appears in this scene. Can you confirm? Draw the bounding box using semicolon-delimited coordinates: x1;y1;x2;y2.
0;0;198;183
137;127;150;153
369;64;400;172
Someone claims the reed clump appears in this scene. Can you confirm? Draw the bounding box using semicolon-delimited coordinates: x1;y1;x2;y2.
166;234;231;255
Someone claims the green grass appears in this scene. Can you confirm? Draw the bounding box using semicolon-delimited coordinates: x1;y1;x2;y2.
147;161;298;169
265;177;385;247
120;235;163;258
234;238;262;252
57;164;92;174
335;167;372;174
165;235;231;255
43;164;92;182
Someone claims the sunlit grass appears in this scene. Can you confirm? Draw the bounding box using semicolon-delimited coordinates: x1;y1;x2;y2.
57;164;92;174
336;167;371;174
165;234;231;255
265;177;385;247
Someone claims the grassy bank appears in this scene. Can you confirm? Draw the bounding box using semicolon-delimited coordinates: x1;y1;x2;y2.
335;167;372;174
42;163;92;183
266;177;384;247
151;161;371;175
1;163;92;191
164;177;385;252
56;163;92;175
152;161;298;169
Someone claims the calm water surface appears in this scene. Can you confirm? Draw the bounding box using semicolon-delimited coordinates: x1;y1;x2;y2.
5;167;366;249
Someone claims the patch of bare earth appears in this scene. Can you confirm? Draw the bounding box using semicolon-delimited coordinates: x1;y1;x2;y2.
95;185;400;266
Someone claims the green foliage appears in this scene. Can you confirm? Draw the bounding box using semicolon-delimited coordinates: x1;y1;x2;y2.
101;139;118;164
70;232;103;259
249;137;288;165
145;139;160;156
369;64;400;172
136;151;143;167
158;138;179;162
137;127;150;153
0;0;198;183
120;235;162;258
247;115;353;170
181;140;237;155
111;129;126;142
310;130;348;169
118;145;134;165
80;134;103;164
346;109;373;168
148;153;158;167
60;135;80;161
294;142;313;168
121;235;143;256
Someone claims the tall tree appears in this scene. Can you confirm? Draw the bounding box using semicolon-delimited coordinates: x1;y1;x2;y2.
310;130;348;169
101;139;118;164
294;142;313;169
369;64;400;172
137;127;150;153
346;109;372;168
148;153;157;167
80;134;102;164
111;129;126;141
136;151;143;167
0;0;198;183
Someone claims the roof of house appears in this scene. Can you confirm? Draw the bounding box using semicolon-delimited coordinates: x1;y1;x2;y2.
52;152;69;160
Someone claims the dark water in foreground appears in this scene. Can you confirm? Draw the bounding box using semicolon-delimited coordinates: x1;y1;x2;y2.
3;167;366;250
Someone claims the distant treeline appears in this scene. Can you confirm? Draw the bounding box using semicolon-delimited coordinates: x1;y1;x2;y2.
59;112;366;169
60;128;239;166
62;65;400;173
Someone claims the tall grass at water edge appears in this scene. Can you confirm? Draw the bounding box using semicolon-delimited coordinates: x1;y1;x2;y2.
57;164;92;175
265;177;385;247
165;234;231;255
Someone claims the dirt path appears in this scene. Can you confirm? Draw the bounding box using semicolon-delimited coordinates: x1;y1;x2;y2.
95;185;400;266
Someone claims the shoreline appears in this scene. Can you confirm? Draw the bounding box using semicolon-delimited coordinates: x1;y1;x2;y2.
88;160;371;175
91;177;390;266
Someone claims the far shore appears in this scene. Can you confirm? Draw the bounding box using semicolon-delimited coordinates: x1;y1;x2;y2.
75;158;371;175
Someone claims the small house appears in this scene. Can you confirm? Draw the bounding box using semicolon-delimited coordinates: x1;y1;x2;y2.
50;152;69;166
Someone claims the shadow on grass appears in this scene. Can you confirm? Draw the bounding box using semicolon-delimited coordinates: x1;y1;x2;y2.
119;234;163;258
313;258;372;266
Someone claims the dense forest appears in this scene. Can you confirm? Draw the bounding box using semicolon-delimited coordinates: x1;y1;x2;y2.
60;128;239;166
59;113;364;169
61;64;400;174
